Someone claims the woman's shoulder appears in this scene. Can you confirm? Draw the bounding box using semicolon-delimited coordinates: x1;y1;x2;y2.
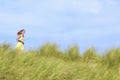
18;34;24;37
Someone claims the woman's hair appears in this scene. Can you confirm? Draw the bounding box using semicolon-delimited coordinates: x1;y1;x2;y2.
17;29;25;35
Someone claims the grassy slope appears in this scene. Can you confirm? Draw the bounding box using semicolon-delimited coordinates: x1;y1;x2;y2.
0;44;120;80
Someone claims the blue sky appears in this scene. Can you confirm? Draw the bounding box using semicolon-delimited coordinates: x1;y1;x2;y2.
0;0;120;53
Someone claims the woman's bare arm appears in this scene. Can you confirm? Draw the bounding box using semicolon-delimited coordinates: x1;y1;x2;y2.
17;35;21;41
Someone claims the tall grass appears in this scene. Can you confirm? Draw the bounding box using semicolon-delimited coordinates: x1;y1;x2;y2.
0;43;120;80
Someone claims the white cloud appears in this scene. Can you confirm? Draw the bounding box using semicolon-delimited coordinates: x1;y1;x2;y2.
51;0;103;14
73;0;102;14
0;0;119;30
0;11;45;27
106;0;118;5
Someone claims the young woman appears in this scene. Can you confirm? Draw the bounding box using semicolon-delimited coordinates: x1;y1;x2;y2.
15;29;25;50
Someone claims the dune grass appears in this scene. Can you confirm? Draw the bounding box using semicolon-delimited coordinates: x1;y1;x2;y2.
0;43;120;80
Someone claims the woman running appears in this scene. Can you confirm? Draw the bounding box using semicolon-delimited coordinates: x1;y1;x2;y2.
15;29;25;51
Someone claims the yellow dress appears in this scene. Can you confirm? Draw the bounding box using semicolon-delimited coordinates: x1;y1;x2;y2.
15;36;24;51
